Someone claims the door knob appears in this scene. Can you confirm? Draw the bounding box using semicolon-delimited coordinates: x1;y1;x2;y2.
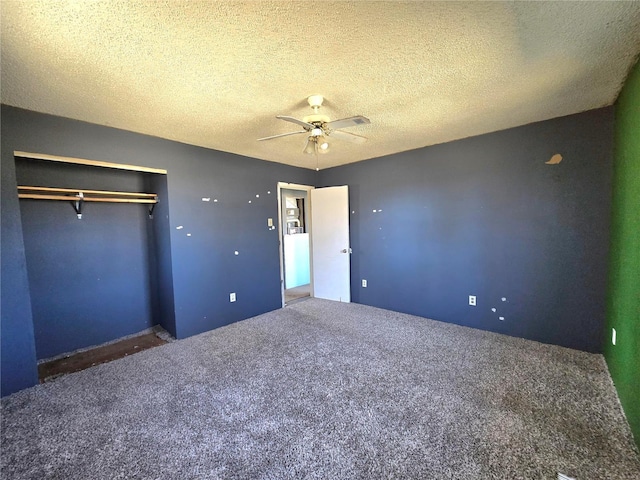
341;248;352;254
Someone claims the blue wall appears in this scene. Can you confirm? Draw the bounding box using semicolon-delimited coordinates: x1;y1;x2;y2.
1;119;39;395
145;173;177;338
1;105;315;395
319;108;614;353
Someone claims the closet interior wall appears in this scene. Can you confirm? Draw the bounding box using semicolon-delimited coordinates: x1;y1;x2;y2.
15;158;168;360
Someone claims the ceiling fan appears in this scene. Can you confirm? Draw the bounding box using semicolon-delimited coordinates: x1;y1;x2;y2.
258;95;370;155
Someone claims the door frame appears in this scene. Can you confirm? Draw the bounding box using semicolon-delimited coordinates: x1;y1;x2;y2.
277;182;315;307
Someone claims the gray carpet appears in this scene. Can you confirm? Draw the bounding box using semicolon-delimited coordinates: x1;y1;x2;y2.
2;299;639;479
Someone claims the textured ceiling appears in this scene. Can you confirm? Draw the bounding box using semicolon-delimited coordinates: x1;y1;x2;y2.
2;1;640;170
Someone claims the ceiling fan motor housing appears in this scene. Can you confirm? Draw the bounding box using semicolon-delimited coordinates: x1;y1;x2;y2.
303;115;331;127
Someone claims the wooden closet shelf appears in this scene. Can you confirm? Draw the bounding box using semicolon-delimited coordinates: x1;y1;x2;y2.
17;186;159;218
17;186;158;204
18;186;157;198
18;194;157;204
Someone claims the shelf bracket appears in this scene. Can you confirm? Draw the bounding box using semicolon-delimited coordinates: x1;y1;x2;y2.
148;202;156;219
72;192;84;219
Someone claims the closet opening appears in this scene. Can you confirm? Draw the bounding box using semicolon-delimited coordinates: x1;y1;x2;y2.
15;152;175;368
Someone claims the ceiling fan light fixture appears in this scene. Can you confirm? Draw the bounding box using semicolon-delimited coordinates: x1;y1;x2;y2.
303;137;316;155
318;137;329;152
311;127;323;137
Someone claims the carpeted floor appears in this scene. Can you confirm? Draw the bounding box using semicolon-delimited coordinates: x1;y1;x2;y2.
2;299;639;479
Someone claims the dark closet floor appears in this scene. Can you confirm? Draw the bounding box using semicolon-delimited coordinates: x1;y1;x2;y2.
38;333;167;382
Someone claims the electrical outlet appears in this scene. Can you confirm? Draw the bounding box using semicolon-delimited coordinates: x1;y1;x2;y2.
230;292;236;303
362;279;367;287
612;328;616;345
469;295;476;306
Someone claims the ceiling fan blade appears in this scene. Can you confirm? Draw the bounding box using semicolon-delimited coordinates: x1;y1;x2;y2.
276;115;314;129
257;130;307;141
329;129;368;144
325;116;371;130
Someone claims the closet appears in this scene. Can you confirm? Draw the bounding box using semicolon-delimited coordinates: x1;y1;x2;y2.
15;152;174;361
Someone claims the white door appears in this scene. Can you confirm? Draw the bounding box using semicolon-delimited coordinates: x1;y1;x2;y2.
311;185;351;302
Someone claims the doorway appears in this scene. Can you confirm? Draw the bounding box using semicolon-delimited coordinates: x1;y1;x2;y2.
278;183;314;306
278;182;352;307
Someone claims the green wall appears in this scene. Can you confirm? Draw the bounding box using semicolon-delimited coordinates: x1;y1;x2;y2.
606;58;640;450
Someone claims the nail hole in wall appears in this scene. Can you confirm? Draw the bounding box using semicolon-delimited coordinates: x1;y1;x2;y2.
545;153;563;165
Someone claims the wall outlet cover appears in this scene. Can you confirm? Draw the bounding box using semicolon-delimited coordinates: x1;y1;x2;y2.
469;295;476;306
230;293;236;302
